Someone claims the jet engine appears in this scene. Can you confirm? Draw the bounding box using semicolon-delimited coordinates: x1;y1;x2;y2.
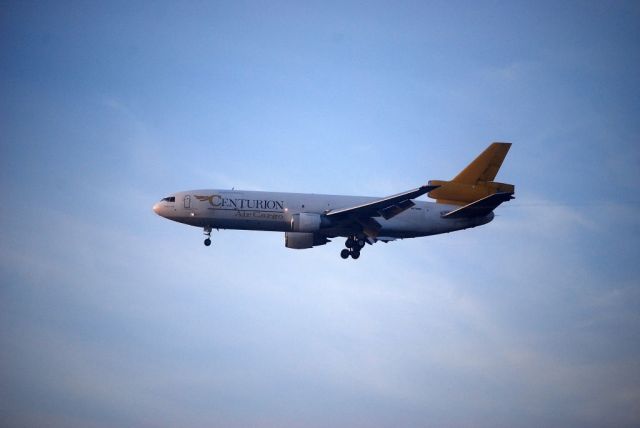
285;232;329;249
290;212;322;232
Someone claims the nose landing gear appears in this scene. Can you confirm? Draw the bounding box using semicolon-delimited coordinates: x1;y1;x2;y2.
203;225;212;246
341;235;365;259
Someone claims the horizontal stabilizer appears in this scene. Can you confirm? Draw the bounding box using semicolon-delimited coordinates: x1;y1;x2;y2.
442;192;514;219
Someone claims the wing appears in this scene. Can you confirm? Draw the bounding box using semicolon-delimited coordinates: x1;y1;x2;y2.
325;185;439;238
441;192;514;219
326;185;440;221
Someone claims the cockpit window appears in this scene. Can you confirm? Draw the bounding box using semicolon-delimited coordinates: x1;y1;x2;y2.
161;196;175;202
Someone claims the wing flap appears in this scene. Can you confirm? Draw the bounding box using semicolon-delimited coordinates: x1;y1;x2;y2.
442;192;514;219
356;217;382;238
378;199;415;220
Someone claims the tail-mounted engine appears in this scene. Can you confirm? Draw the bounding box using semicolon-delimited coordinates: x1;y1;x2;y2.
427;142;514;205
428;180;514;205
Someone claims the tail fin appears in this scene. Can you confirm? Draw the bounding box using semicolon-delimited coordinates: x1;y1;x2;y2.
452;142;511;184
428;142;515;205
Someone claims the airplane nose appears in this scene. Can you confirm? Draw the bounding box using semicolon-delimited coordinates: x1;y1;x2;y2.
153;203;161;215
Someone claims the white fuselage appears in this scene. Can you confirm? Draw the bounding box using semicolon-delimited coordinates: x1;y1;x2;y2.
152;189;493;239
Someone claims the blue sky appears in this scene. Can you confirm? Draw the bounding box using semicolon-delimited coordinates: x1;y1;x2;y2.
1;1;639;427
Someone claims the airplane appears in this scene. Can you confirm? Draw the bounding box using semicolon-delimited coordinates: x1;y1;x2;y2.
153;142;515;259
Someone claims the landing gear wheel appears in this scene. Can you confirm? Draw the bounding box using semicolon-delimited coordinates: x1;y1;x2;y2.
203;225;213;247
351;250;360;259
340;249;350;259
345;238;354;248
357;239;365;249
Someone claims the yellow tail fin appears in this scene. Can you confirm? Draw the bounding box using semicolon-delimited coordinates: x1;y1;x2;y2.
428;142;514;205
453;142;511;184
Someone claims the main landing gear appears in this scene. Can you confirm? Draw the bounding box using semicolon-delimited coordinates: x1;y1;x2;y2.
341;235;365;260
203;225;212;246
